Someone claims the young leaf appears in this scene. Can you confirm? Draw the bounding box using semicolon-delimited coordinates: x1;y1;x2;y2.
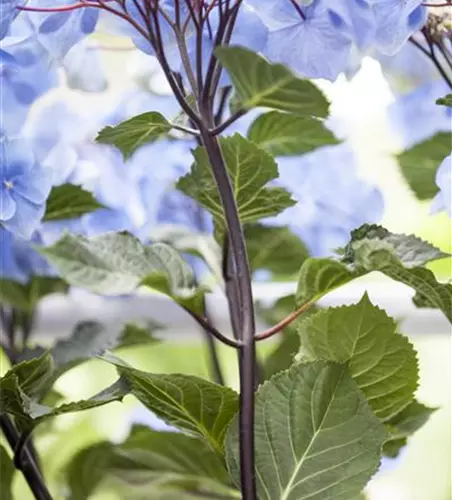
38;233;201;311
65;442;113;500
396;132;451;200
96;112;172;159
2;352;54;397
436;94;452;107
344;224;449;267
384;400;436;456
0;277;69;312
245;224;309;277
0;446;14;500
43;184;104;222
296;226;451;322
214;47;329;117
177;134;295;237
107;360;238;455
248;111;339;156
297;295;419;421
0;374;129;429
225;362;387;500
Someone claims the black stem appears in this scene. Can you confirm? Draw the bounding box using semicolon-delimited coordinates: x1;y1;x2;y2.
0;416;53;500
199;126;257;500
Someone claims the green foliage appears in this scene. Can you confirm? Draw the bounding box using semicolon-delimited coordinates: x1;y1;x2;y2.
96;112;172;159
245;224;309;277
297;295;418;421
396;132;451;200
38;232;203;312
383;401;436;457
248;111;339;156
214;47;330;117
0;277;69;312
296;225;451;322
177;134;295;238
436;94;452;107
0;354;129;429
65;427;240;500
258;295;302;380
43;184;104;221
107;358;239;456
0;446;14;500
225;362;388;500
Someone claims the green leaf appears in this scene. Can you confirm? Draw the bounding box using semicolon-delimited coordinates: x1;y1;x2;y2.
436;94;452;107
297;295;419;421
396;132;451;200
111;425;231;484
0;446;14;500
248;111;339;156
215;47;329;117
65;427;240;500
382;400;435;458
296;226;451;322
0;277;69;312
38;232;200;308
225;362;388;500
343;224;449;267
1;352;54;397
1;373;129;429
177;134;295;238
65;442;113;500
118;322;161;349
107;359;238;455
245;224;309;277
96;112;172;159
43;184;104;222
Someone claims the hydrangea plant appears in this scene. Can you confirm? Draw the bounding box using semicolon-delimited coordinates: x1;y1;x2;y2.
0;2;451;500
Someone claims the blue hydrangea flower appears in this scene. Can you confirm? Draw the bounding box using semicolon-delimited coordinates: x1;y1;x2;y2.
0;227;54;283
389;81;452;148
0;0;24;40
268;143;384;256
247;0;353;80
27;0;99;60
431;154;452;218
373;0;427;55
0;135;52;238
1;16;58;135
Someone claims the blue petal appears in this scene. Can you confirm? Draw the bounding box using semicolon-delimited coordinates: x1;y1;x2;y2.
2;196;45;239
0;188;17;221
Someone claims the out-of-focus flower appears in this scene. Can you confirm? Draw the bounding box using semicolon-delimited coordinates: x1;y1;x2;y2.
431;154;452;217
0;135;52;238
0;0;24;39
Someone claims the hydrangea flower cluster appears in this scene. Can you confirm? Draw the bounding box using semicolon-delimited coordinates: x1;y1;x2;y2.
0;0;449;285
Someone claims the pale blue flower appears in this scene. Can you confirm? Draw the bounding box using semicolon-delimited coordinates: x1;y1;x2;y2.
0;0;24;40
0;135;52;238
431;155;452;218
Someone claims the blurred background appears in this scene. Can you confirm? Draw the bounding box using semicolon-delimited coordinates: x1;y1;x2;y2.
1;29;451;500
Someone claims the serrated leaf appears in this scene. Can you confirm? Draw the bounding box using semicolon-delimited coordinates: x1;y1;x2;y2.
0;277;69;312
0;446;14;500
1;373;129;429
383;438;407;458
225;362;388;500
43;184;104;221
296;226;451;323
396;132;451;200
245;224;309;277
38;233;201;310
177;134;295;238
297;295;419;420
248;111;339;156
65;427;239;500
215;47;329;117
344;224;449;268
107;359;238;455
436;94;452;107
96;112;172;159
1;352;53;397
